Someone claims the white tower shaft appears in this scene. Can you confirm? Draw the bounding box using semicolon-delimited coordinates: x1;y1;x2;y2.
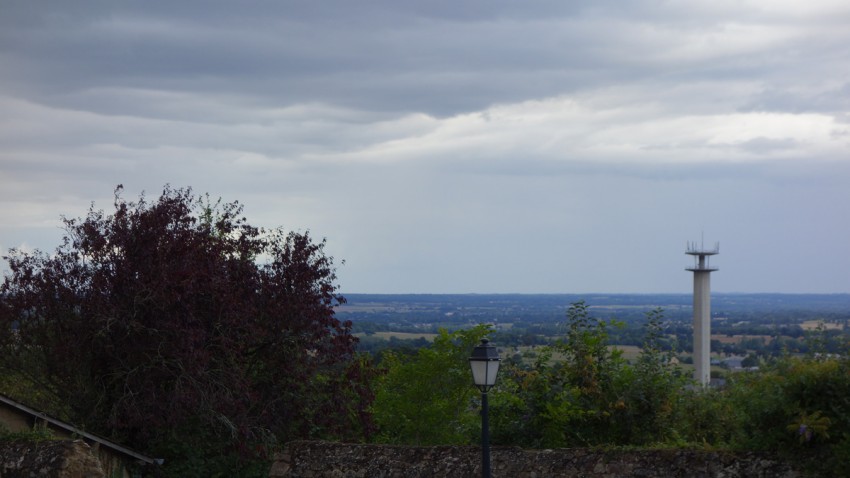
692;269;712;386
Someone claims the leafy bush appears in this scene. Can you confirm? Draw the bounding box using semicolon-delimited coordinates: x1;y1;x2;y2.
0;424;55;443
371;325;490;445
725;355;850;475
491;304;689;448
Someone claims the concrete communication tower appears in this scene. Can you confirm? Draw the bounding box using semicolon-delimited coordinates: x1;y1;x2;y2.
686;241;718;386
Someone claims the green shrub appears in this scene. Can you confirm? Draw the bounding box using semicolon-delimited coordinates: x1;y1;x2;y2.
725;356;850;476
0;424;55;443
371;325;490;445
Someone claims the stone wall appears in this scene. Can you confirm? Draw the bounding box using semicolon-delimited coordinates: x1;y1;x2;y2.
272;441;801;478
0;439;105;478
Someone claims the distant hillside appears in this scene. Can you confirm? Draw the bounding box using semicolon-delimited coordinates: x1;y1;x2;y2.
337;293;850;325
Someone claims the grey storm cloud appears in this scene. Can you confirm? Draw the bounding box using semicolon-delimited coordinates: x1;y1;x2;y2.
5;0;845;117
2;0;850;293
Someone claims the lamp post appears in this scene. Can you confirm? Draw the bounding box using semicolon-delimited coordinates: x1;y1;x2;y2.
469;338;501;478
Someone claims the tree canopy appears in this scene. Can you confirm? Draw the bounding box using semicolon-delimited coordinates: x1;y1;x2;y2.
0;186;371;475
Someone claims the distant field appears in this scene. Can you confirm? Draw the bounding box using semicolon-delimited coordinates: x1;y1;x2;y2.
609;345;642;360
369;332;439;341
801;320;845;331
510;344;643;363
711;334;775;344
337;304;413;313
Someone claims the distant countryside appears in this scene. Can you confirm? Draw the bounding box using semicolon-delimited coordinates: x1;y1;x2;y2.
344;293;850;375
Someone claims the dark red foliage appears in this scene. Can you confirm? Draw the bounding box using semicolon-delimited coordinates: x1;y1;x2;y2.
0;185;372;455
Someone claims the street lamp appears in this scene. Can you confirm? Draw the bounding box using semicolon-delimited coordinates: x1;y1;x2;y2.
469;338;501;478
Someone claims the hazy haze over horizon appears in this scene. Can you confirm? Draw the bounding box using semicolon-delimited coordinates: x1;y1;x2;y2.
2;1;850;294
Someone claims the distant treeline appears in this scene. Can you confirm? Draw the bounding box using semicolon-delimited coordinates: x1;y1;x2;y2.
341;292;850;324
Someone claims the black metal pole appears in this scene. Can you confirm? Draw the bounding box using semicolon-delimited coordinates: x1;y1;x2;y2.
481;391;491;478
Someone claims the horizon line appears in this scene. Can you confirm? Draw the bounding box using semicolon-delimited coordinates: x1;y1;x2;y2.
339;291;850;296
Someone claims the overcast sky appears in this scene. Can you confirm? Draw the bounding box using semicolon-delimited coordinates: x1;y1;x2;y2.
2;1;850;294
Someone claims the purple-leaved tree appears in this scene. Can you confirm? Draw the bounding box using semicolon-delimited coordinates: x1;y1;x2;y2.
0;185;374;474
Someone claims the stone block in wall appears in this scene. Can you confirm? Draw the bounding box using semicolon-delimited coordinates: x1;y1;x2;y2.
0;439;105;478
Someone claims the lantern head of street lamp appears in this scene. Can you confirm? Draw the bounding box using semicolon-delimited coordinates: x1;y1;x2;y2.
469;338;501;393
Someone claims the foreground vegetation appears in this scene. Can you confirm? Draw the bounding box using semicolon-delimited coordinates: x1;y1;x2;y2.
370;303;850;477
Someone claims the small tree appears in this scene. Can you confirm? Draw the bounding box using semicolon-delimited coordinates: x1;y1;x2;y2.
619;307;684;444
371;325;490;445
541;301;627;446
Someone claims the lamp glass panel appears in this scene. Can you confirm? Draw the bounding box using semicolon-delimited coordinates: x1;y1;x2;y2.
470;359;487;387
470;360;500;387
486;360;500;386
